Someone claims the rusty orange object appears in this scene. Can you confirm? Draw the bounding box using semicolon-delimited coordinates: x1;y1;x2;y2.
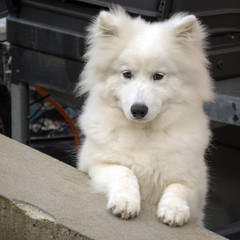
33;85;81;148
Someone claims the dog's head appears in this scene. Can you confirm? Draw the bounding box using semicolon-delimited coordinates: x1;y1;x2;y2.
78;6;213;123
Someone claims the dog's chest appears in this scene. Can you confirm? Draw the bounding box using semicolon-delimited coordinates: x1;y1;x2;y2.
110;128;171;203
111;127;170;161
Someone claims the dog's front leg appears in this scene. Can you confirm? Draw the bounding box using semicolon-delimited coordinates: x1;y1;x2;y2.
89;164;141;219
157;183;191;227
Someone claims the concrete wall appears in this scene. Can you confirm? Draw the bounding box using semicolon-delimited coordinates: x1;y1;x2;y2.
0;134;226;240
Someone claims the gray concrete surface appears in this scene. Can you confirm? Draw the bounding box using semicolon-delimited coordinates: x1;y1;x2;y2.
0;134;227;240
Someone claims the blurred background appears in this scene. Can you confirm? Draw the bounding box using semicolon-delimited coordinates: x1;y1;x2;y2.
0;1;240;239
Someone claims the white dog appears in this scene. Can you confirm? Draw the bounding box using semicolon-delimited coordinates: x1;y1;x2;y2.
76;6;213;227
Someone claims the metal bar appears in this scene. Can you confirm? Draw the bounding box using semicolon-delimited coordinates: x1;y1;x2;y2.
11;82;29;144
204;78;240;126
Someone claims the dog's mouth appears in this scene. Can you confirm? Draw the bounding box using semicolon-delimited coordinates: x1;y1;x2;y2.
131;118;149;123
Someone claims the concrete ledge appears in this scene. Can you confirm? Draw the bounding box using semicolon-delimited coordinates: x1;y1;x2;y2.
0;134;226;240
0;196;89;240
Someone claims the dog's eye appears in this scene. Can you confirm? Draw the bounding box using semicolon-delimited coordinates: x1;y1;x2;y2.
153;73;165;81
122;71;132;79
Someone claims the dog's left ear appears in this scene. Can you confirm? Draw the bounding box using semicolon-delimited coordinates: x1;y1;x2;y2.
172;14;205;45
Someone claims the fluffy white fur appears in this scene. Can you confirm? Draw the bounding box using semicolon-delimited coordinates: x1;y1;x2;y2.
76;6;213;227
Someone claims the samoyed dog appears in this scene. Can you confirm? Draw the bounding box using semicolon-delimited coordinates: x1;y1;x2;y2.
76;6;213;227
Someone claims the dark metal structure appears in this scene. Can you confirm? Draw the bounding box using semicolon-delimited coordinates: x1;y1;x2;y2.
5;0;240;139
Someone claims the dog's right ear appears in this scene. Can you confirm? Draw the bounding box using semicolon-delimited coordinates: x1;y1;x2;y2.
95;6;127;39
97;11;119;38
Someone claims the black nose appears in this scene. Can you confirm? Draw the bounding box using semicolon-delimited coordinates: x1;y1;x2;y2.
131;104;148;119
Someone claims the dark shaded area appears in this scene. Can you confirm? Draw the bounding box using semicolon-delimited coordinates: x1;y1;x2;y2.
29;137;77;167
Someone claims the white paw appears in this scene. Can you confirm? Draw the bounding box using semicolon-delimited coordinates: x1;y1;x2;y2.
157;197;190;227
107;193;141;220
